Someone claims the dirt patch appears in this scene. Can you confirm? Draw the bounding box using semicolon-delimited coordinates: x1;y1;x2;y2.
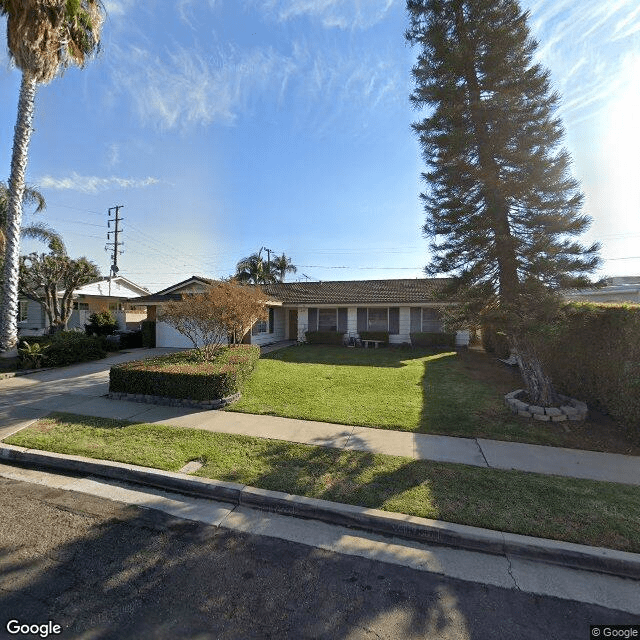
459;347;640;456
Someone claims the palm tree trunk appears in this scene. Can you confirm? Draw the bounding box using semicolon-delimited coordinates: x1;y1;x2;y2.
0;72;38;352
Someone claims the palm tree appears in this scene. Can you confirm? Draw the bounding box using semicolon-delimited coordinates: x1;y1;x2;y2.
235;251;277;285
0;0;104;351
0;182;65;257
272;252;297;282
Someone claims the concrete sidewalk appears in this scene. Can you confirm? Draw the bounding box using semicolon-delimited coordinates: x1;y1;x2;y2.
1;347;639;486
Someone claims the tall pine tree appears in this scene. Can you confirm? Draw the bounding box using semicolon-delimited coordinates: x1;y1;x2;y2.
406;0;600;406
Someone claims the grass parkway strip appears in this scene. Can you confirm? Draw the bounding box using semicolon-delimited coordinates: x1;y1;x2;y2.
5;413;640;554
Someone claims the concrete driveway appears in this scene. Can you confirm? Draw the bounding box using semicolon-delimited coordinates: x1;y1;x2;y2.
0;348;191;439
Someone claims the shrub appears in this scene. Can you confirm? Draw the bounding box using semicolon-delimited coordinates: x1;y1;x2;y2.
85;311;118;336
18;332;108;367
119;330;143;349
541;303;640;429
109;345;260;401
305;331;345;345
141;320;156;348
17;341;48;369
410;332;456;349
358;331;389;344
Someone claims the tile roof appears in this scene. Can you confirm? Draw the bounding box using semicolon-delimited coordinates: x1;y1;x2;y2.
261;278;453;305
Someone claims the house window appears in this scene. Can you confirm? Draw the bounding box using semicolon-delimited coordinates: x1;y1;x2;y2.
18;300;29;323
308;308;348;333
355;308;400;334
410;307;443;333
318;308;337;332
268;308;274;334
73;302;89;311
252;319;268;335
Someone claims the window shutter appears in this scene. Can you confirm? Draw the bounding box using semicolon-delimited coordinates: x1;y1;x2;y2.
308;308;318;332
410;307;421;333
389;307;400;334
337;308;348;333
268;308;274;334
357;308;367;332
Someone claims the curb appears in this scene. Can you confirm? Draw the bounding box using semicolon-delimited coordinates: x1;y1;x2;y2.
1;444;639;581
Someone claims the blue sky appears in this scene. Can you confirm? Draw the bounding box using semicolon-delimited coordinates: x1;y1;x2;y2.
1;0;639;292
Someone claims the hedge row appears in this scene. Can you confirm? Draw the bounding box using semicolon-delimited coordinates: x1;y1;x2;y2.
305;331;344;345
541;303;640;429
109;345;260;401
18;332;108;368
358;331;389;344
411;332;456;349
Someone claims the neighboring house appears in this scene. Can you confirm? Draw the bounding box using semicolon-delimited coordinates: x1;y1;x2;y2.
139;276;470;349
18;276;149;336
563;276;640;304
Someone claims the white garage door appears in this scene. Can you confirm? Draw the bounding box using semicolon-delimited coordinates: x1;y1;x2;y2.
155;321;196;349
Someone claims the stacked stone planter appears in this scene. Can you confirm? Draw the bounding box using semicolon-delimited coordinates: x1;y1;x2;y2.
108;391;240;410
504;389;587;422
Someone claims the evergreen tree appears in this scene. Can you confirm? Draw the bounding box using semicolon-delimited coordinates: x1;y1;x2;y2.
406;0;600;405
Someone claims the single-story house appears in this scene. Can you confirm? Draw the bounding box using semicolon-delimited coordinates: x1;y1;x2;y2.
563;276;640;304
138;276;470;349
18;276;149;336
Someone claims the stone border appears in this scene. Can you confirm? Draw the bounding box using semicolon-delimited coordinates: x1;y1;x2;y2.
504;389;587;422
107;391;240;410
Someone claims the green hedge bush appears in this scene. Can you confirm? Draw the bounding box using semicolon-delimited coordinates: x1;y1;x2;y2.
18;332;107;368
410;332;456;349
109;345;260;401
358;331;389;344
85;311;118;336
305;331;345;345
541;303;640;429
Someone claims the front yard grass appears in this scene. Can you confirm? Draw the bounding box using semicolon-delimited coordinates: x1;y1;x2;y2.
228;345;640;453
5;412;639;553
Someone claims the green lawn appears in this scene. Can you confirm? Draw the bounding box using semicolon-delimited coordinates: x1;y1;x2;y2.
6;412;639;553
228;345;564;445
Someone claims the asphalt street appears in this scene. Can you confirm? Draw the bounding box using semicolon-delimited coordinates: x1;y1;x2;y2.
1;476;637;640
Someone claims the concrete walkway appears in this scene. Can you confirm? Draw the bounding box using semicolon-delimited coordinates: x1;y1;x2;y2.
1;347;639;486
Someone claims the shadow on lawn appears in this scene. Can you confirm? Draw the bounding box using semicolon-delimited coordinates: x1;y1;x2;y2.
261;344;439;368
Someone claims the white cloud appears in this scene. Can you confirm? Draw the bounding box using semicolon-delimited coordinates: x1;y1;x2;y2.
525;0;640;126
110;44;294;130
257;0;395;30
40;172;160;194
177;0;218;29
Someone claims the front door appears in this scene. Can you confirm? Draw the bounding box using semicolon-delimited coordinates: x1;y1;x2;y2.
288;310;298;340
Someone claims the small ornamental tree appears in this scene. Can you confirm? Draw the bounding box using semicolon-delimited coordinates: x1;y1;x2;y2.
19;252;100;332
158;280;268;361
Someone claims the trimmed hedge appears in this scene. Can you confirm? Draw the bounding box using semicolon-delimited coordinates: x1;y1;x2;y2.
305;331;345;345
358;331;389;344
18;332;107;368
411;332;456;349
541;303;640;429
109;345;260;401
141;320;156;348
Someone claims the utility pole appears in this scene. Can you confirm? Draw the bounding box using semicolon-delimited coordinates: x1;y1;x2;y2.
261;246;273;278
106;206;124;294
